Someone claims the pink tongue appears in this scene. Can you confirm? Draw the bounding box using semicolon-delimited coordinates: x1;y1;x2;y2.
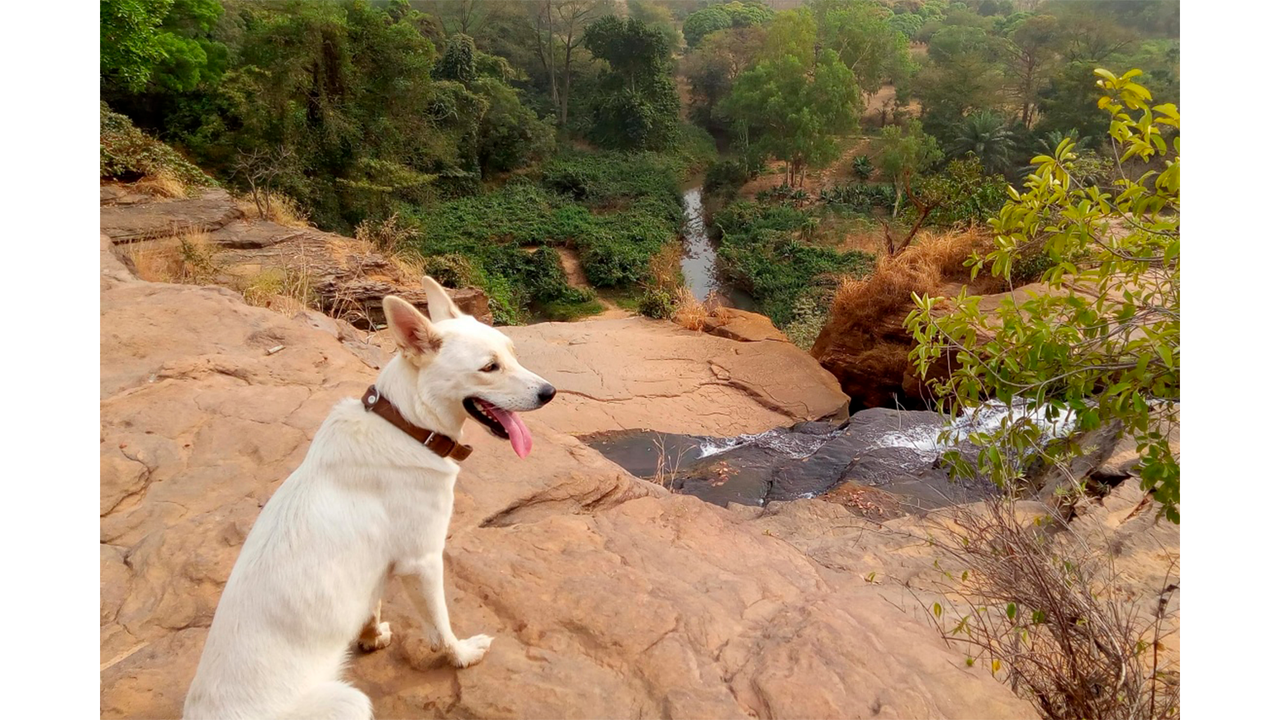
487;405;532;458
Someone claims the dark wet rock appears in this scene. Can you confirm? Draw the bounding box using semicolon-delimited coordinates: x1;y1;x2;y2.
586;408;1005;511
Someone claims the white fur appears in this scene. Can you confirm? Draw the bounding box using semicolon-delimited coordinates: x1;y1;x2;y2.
183;278;553;720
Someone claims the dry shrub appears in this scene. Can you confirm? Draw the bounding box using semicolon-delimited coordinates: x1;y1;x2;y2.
124;241;183;283
123;230;220;285
239;191;310;228
355;213;419;253
355;214;427;282
133;172;189;199
672;287;710;331
917;497;1179;720
818;228;988;350
240;264;317;315
647;242;685;294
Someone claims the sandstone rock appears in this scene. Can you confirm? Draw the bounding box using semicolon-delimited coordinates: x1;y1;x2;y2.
100;188;243;242
101;190;492;325
504;317;850;436
702;308;789;343
101;246;1034;719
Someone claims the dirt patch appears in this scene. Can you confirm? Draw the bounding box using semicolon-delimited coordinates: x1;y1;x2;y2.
554;247;630;320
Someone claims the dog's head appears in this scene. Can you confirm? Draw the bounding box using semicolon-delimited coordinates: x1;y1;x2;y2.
382;277;556;458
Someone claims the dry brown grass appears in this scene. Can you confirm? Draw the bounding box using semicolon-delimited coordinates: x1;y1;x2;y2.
350;213;432;286
355;213;419;253
238;191;311;228
123;230;221;285
240;263;318;315
671;287;711;331
133;173;190;199
828;228;990;337
647;242;685;293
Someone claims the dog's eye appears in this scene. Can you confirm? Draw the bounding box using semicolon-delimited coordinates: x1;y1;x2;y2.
480;361;500;373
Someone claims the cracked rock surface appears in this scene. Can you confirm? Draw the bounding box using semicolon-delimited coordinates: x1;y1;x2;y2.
100;231;1033;719
503;318;850;437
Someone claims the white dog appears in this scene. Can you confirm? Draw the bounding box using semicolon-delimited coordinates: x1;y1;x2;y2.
183;277;556;720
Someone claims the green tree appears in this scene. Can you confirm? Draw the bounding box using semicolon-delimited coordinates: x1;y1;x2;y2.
524;0;610;126
913;24;1003;137
811;0;913;98
101;0;225;94
583;15;680;150
684;24;768;129
101;0;174;91
723;21;863;187
877;118;942;218
907;69;1180;522
473;57;556;175
948;110;1018;175
682;2;774;48
1001;13;1059;127
435;33;479;86
627;0;682;51
682;5;732;48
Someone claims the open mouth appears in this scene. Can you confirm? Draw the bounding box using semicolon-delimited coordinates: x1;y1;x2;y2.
464;397;533;458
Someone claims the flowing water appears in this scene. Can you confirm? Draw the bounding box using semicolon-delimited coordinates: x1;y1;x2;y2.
679;185;756;309
582;403;1078;512
679;185;719;301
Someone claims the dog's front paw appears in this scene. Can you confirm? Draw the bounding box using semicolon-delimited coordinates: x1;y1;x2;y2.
447;634;493;668
358;621;393;652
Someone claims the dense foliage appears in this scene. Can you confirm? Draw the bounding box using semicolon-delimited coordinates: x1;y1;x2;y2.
682;1;773;48
721;8;863;186
907;70;1180;521
714;201;873;326
100;0;1178;334
100;102;214;188
583;16;681;151
406;151;685;321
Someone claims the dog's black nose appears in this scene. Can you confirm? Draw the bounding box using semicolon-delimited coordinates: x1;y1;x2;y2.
537;384;557;406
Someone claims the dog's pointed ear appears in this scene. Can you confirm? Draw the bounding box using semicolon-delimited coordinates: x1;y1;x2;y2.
383;296;442;358
421;276;463;322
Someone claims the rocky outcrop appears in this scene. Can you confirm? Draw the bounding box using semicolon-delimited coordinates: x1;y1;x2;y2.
810;232;1005;411
100;187;244;242
504;318;850;436
100;234;1034;719
101;188;492;325
702;307;790;343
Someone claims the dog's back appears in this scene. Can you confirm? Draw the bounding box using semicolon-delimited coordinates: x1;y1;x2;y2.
184;402;398;720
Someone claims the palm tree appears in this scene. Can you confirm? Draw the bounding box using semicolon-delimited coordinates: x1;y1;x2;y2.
948;111;1017;175
1033;129;1096;157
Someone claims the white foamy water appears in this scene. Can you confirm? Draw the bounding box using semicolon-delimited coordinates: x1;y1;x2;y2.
697;427;837;460
873;401;1077;457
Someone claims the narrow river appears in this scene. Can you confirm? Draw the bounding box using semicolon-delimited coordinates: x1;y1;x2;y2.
679;185;718;302
679;185;756;309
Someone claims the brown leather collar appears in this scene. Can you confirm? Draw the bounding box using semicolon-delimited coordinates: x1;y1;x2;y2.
361;385;473;462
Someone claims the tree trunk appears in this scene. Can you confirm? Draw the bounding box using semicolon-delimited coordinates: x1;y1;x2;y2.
560;25;574;125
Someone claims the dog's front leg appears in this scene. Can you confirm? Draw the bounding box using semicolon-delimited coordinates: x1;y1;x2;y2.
400;554;492;668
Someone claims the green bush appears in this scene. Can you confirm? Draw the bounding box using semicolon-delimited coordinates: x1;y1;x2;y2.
851;154;875;180
541;150;683;219
407;151;687;316
100;102;214;188
819;183;897;213
704;156;759;198
713;201;873;326
638;287;677;319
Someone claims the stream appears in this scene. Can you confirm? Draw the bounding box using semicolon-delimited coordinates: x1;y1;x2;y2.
583;403;1079;513
679;185;755;309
